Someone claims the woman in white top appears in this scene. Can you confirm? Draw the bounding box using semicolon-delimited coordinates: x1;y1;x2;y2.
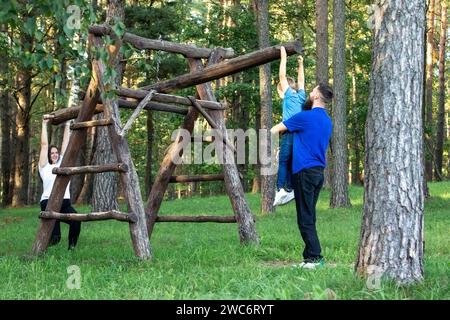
39;115;80;250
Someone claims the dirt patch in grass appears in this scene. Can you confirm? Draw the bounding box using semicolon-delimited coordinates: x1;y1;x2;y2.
260;260;298;267
261;260;340;268
0;216;24;226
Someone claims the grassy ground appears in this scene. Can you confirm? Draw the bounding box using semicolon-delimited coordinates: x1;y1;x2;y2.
0;182;448;300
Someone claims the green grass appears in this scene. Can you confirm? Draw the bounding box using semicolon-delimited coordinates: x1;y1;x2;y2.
0;182;448;300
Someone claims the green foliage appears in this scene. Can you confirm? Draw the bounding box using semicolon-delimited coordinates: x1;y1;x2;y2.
0;182;448;299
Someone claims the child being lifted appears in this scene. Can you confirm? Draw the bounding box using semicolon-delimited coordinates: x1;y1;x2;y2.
273;46;306;206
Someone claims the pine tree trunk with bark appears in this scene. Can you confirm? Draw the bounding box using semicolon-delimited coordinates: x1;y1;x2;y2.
255;0;275;214
316;0;332;189
0;23;11;206
434;0;447;180
145;109;154;198
356;0;425;285
12;23;34;206
424;0;436;181
91;0;125;212
330;0;351;208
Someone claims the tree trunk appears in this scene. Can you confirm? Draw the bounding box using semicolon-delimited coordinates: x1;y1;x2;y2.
0;92;11;207
76;127;95;204
255;0;275;214
356;1;425;284
348;9;362;186
13;45;33;206
91;0;125;212
28;148;37;204
434;0;447;180
316;0;332;189
316;0;329;86
91;123;119;211
422;9;431;199
145;109;154;198
330;0;351;208
252;99;261;194
424;0;436;181
239;74;251;192
7;92;16;205
0;23;11;206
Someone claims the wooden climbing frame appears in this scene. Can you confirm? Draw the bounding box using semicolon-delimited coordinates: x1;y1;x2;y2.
32;23;302;259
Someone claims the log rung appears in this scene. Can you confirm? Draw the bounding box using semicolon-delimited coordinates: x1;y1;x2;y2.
70;118;113;130
53;163;128;176
169;174;224;183
155;215;236;223
191;136;214;143
39;210;137;223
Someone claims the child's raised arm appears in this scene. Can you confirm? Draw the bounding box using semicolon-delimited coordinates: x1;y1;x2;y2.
297;55;304;91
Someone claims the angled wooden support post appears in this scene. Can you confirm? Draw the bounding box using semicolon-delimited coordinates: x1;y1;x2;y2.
187;54;259;245
187;96;236;155
145;107;199;239
32;34;102;255
119;90;156;137
92;35;152;259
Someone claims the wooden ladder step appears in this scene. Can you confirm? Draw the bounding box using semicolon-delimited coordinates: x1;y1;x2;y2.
191;136;214;143
40;210;137;222
70;118;113;130
169;174;224;183
155;215;236;223
53;163;128;176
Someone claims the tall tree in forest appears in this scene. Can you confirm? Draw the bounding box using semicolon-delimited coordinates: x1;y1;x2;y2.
315;0;331;189
12;14;35;206
356;1;425;284
330;0;351;208
0;23;11;206
315;0;329;86
434;0;447;180
145;109;154;198
424;0;436;181
255;0;274;214
91;0;125;212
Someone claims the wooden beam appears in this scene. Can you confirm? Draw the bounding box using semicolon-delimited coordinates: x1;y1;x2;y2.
70;118;112;130
53;163;128;176
188;55;260;244
169;174;224;183
119;90;155;137
46;105;104;125
118;87;225;110
156;215;236;223
119;99;188;115
141;41;302;93
40;210;137;223
88;24;235;59
46;98;187;125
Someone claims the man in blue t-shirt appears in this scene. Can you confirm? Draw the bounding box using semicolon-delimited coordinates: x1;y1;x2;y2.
271;83;333;269
273;46;306;207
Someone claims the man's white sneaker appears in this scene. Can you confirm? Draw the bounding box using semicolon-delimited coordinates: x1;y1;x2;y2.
293;260;324;269
278;190;295;205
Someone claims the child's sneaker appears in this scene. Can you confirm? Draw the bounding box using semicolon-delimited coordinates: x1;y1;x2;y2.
278;190;295;205
273;188;289;206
